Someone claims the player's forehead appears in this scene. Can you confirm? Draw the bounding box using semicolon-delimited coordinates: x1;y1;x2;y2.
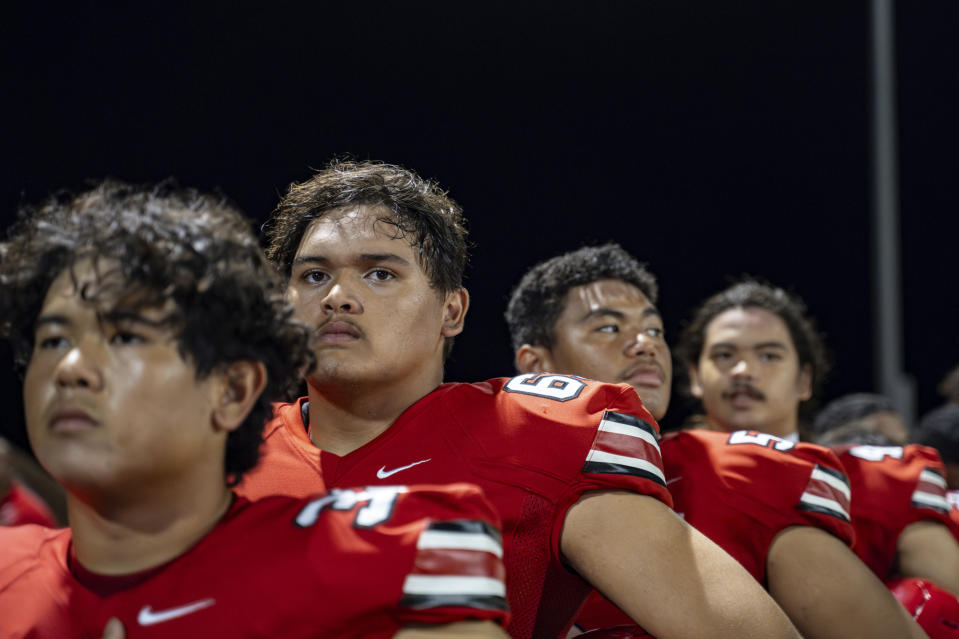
559;279;657;322
294;204;424;269
38;258;173;328
703;306;795;351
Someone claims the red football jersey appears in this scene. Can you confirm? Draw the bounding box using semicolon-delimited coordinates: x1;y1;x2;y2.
833;444;954;579
237;374;672;639
0;481;56;528
0;484;508;638
575;429;855;632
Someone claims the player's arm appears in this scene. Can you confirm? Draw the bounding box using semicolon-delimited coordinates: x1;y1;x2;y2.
561;490;801;639
396;620;509;638
896;519;959;594
766;525;927;639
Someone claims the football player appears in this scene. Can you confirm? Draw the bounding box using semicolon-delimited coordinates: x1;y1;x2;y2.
506;245;926;638
0;181;509;639
237;160;800;639
813;394;959;593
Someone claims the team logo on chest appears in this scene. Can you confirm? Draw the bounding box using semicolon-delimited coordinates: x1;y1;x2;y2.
376;458;432;478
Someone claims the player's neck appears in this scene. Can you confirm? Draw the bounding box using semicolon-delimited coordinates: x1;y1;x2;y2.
305;367;443;456
66;479;233;575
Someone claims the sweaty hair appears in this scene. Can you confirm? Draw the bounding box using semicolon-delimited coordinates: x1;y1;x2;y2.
676;280;829;399
264;159;468;358
812;393;896;436
505;243;658;352
915;404;959;465
0;179;314;484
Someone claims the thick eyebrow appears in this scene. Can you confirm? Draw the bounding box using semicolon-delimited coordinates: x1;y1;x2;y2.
100;309;169;328
580;305;662;323
34;314;71;330
292;253;412;268
708;340;789;351
753;341;789;351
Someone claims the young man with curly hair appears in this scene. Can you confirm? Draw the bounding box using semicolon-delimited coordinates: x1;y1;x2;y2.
0;181;510;639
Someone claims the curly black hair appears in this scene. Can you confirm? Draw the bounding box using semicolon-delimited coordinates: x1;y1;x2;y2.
505;243;658;353
676;280;830;400
0;179;314;484
264;159;468;359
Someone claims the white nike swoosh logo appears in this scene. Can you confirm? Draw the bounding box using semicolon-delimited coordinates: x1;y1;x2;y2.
666;476;683;486
138;599;216;626
377;458;431;479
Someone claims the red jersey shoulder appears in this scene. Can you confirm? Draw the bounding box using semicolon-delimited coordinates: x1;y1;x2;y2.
284;483;509;623
834;444;952;517
264;398;306;440
448;375;667;490
0;524;67;568
664;430;852;524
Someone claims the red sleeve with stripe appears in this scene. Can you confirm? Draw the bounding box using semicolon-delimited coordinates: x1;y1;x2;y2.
834;444;954;578
383;484;510;627
662;430;855;584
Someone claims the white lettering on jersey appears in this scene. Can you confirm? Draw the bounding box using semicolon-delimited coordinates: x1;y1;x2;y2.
728;430;796;451
847;445;904;462
504;373;586;401
295;486;407;529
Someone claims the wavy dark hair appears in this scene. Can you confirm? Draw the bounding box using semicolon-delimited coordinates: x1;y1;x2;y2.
505;243;659;353
264;159;469;358
676;279;830;400
0;179;314;484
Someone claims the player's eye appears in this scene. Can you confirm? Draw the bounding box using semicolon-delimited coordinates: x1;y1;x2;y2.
37;335;68;350
366;269;396;282
302;270;330;285
759;351;783;362
596;324;619;333
109;331;146;346
644;327;664;339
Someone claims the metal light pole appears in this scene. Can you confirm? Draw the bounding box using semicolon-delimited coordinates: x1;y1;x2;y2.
869;0;916;424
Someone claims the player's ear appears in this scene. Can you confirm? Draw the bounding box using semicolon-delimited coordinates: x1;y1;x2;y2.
515;344;554;374
687;364;705;399
212;360;267;433
797;363;813;401
440;287;469;338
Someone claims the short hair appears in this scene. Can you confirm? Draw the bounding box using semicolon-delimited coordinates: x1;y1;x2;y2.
816;425;900;448
812;393;896;436
676;280;829;398
264;159;468;359
0;179;314;484
505;243;658;352
915;404;959;465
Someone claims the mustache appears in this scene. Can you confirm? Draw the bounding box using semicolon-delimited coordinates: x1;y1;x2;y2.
620;362;665;382
315;317;363;335
721;382;765;401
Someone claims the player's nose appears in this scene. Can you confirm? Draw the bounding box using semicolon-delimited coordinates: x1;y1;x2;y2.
54;342;105;392
321;279;363;314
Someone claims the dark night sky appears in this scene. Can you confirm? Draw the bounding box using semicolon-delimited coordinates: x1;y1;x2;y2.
3;2;957;447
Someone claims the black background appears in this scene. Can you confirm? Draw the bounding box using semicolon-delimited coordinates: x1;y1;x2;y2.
3;2;957;447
